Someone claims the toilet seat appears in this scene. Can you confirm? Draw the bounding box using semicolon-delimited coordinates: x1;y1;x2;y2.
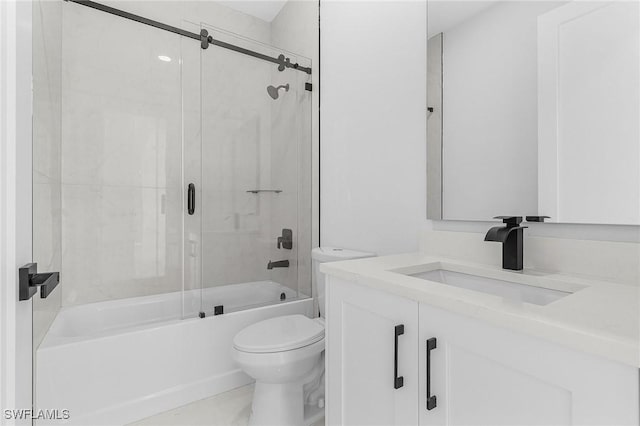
233;314;324;353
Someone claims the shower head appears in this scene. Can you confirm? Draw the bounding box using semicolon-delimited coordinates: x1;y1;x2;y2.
267;83;289;100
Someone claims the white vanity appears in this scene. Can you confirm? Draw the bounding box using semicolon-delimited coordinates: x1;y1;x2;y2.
322;242;639;425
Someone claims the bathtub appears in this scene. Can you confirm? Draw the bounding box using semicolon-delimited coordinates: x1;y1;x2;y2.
36;281;313;425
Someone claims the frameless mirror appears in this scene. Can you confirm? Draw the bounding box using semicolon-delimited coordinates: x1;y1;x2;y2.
427;0;639;225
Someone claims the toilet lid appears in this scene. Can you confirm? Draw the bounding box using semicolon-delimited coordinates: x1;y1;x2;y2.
233;315;325;353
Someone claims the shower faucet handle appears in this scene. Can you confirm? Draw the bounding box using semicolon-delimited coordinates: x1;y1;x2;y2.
277;229;293;250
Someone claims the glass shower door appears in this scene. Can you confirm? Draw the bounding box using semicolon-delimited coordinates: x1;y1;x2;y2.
31;0;205;335
32;1;198;419
198;24;312;316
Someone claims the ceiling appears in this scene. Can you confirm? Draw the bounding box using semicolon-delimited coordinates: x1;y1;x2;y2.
428;1;499;38
218;0;498;29
216;0;288;22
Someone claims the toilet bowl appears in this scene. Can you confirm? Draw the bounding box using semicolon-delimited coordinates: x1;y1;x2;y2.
232;247;375;426
233;315;325;426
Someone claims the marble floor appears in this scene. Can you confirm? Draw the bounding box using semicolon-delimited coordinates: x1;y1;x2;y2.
130;385;325;426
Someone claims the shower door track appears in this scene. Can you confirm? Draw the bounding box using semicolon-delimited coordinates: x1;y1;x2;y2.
64;0;312;75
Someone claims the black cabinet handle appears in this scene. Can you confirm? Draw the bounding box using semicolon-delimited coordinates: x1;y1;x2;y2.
394;324;404;389
187;183;195;215
426;337;437;410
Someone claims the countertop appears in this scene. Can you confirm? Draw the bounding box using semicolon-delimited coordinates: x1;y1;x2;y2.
320;253;640;368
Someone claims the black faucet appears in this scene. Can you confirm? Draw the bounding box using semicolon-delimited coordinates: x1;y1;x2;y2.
484;216;528;271
267;260;290;270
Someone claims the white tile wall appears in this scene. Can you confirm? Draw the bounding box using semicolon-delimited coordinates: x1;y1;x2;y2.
199;25;274;296
271;0;319;301
33;0;63;347
59;2;183;306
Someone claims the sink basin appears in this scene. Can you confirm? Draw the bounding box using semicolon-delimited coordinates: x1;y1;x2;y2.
409;269;573;306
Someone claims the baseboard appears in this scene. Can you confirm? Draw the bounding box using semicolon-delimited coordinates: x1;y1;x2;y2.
62;370;252;426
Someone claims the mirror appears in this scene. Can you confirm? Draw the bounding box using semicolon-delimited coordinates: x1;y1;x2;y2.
427;1;639;225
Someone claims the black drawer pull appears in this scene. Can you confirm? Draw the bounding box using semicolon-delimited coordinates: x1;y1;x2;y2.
187;183;195;215
394;324;404;389
426;337;437;410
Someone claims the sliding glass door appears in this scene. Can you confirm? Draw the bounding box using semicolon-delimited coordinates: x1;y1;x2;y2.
31;2;315;329
196;23;312;316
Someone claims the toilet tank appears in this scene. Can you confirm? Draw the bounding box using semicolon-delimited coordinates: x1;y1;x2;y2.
311;247;375;318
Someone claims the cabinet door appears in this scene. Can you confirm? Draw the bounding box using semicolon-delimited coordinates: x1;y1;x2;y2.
419;303;639;426
326;277;419;426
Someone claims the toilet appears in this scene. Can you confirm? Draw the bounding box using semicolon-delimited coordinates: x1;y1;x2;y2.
232;247;375;426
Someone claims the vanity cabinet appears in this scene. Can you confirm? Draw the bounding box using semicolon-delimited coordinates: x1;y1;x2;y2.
326;278;419;426
419;303;638;426
327;277;639;426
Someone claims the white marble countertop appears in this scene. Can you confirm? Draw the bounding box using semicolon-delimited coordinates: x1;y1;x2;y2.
321;253;640;368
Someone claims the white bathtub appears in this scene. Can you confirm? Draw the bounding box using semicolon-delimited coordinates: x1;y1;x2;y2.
36;281;313;425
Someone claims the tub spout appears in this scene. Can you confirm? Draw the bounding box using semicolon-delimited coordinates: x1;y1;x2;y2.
267;260;290;270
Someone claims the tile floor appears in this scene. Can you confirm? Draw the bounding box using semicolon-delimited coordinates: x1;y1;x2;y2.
130;385;325;426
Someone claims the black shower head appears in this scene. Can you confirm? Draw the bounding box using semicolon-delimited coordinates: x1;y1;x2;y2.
267;83;290;100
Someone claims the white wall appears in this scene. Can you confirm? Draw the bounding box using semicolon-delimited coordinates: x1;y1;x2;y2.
320;0;427;255
0;0;34;421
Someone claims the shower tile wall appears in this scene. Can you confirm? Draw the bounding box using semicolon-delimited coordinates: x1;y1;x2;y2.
265;66;299;295
59;3;183;305
54;1;314;306
199;30;274;288
270;1;317;299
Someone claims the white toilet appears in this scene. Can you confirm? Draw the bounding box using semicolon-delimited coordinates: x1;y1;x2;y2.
232;247;375;426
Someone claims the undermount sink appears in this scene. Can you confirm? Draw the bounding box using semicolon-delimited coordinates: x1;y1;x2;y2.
409;269;573;306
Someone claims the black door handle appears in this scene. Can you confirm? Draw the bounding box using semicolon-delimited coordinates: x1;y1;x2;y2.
394;324;404;389
187;183;195;215
19;263;60;301
426;337;437;410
